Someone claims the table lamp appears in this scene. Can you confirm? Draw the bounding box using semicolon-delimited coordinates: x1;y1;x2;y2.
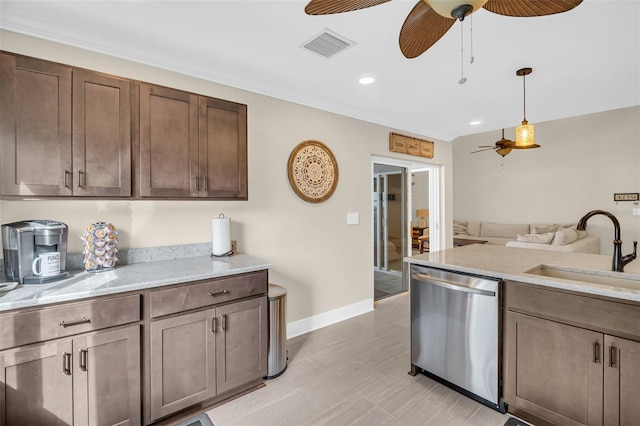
416;209;429;228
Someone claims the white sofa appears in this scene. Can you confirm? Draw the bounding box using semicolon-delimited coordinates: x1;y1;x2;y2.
453;220;600;254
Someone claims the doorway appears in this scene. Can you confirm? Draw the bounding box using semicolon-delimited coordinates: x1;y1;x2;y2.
372;157;441;301
373;163;407;300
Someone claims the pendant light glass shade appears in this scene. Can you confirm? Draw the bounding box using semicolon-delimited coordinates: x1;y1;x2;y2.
513;67;540;149
515;120;537;148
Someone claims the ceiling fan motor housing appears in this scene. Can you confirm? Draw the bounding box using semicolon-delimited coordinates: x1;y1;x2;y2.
427;0;489;20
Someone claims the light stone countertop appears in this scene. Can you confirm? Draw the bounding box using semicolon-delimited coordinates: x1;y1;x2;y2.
0;253;272;312
405;244;640;302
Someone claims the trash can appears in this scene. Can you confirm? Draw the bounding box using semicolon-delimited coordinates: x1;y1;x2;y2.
265;283;287;379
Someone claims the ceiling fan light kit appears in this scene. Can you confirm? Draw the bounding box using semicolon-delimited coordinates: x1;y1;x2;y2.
428;0;488;20
514;67;540;149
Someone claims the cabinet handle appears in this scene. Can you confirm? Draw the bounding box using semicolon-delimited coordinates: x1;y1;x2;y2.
60;317;91;328
594;342;600;363
210;317;216;334
79;349;88;371
195;176;200;191
220;314;226;332
609;346;617;368
64;170;72;188
202;176;208;191
208;290;228;297
63;352;72;375
78;170;85;187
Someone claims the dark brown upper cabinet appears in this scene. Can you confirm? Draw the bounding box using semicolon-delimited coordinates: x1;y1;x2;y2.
138;83;199;198
138;83;247;200
198;97;247;199
0;54;73;196
72;69;132;197
0;52;132;197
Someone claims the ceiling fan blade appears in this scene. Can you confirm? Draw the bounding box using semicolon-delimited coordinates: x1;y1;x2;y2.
477;145;498;148
471;147;498;154
305;0;390;15
399;1;455;59
483;0;583;17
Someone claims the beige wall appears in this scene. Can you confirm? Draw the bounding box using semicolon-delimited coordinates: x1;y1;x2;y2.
0;30;453;324
452;106;640;256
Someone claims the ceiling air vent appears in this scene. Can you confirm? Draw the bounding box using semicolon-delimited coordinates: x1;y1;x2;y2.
301;29;356;58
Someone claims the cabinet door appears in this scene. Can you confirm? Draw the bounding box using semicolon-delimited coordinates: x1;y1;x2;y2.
505;312;603;426
72;69;132;197
0;339;73;425
149;309;216;421
73;325;141;426
198;97;247;199
0;53;72;196
139;83;199;197
216;297;267;394
604;335;640;426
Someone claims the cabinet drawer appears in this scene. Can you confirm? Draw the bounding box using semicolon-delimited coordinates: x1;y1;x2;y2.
506;281;640;340
149;271;268;318
0;294;141;350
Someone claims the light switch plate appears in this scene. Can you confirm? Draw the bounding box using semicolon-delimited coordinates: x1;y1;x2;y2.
633;208;640;216
347;212;359;225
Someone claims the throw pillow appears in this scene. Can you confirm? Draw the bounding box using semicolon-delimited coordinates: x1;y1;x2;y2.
516;232;555;244
481;222;530;238
566;225;587;239
553;228;579;245
453;220;468;235
531;224;559;234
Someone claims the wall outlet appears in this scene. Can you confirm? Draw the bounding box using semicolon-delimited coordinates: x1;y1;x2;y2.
231;240;237;254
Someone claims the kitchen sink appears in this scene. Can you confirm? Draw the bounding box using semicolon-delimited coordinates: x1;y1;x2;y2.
525;265;640;290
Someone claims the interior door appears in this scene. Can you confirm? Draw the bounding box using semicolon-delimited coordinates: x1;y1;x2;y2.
373;163;407;300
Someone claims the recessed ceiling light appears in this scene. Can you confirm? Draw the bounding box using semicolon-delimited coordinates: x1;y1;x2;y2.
359;76;375;85
469;120;482;125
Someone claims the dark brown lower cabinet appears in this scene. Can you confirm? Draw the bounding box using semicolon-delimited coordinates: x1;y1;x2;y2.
149;296;267;423
505;281;640;426
149;308;217;421
0;325;140;426
505;312;603;426
604;336;640;426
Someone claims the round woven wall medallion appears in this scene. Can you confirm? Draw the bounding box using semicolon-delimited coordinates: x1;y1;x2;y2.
288;140;339;203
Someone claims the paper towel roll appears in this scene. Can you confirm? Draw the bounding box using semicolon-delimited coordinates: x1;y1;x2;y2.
212;215;232;256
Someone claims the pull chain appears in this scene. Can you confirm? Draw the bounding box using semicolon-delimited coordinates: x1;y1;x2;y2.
458;21;466;84
470;14;474;64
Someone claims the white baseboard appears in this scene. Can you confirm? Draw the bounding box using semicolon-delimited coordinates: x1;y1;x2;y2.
286;298;374;339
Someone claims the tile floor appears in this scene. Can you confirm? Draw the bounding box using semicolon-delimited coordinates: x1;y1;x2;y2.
206;293;511;426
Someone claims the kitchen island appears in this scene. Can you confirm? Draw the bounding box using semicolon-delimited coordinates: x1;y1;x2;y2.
0;253;272;425
406;244;640;426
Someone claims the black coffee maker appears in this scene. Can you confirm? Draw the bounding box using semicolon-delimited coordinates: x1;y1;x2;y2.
2;220;69;284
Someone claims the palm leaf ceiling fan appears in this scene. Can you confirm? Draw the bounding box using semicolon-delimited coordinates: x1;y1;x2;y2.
305;0;583;58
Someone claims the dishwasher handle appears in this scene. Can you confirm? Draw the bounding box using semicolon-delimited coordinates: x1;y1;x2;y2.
412;273;496;297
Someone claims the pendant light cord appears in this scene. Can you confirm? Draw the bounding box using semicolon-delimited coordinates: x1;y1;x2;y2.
522;73;527;122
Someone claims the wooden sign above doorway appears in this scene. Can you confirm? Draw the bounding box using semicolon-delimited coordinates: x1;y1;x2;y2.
389;132;434;159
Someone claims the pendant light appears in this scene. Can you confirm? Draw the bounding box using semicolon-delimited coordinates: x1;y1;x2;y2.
514;67;540;149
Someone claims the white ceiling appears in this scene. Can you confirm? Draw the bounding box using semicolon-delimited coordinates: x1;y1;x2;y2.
1;0;639;142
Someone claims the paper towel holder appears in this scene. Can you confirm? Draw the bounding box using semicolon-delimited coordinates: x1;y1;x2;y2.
211;213;235;258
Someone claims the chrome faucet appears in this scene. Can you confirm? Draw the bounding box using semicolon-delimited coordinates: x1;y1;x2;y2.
576;210;637;272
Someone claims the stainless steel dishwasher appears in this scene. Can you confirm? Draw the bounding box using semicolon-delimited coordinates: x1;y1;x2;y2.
409;264;506;413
